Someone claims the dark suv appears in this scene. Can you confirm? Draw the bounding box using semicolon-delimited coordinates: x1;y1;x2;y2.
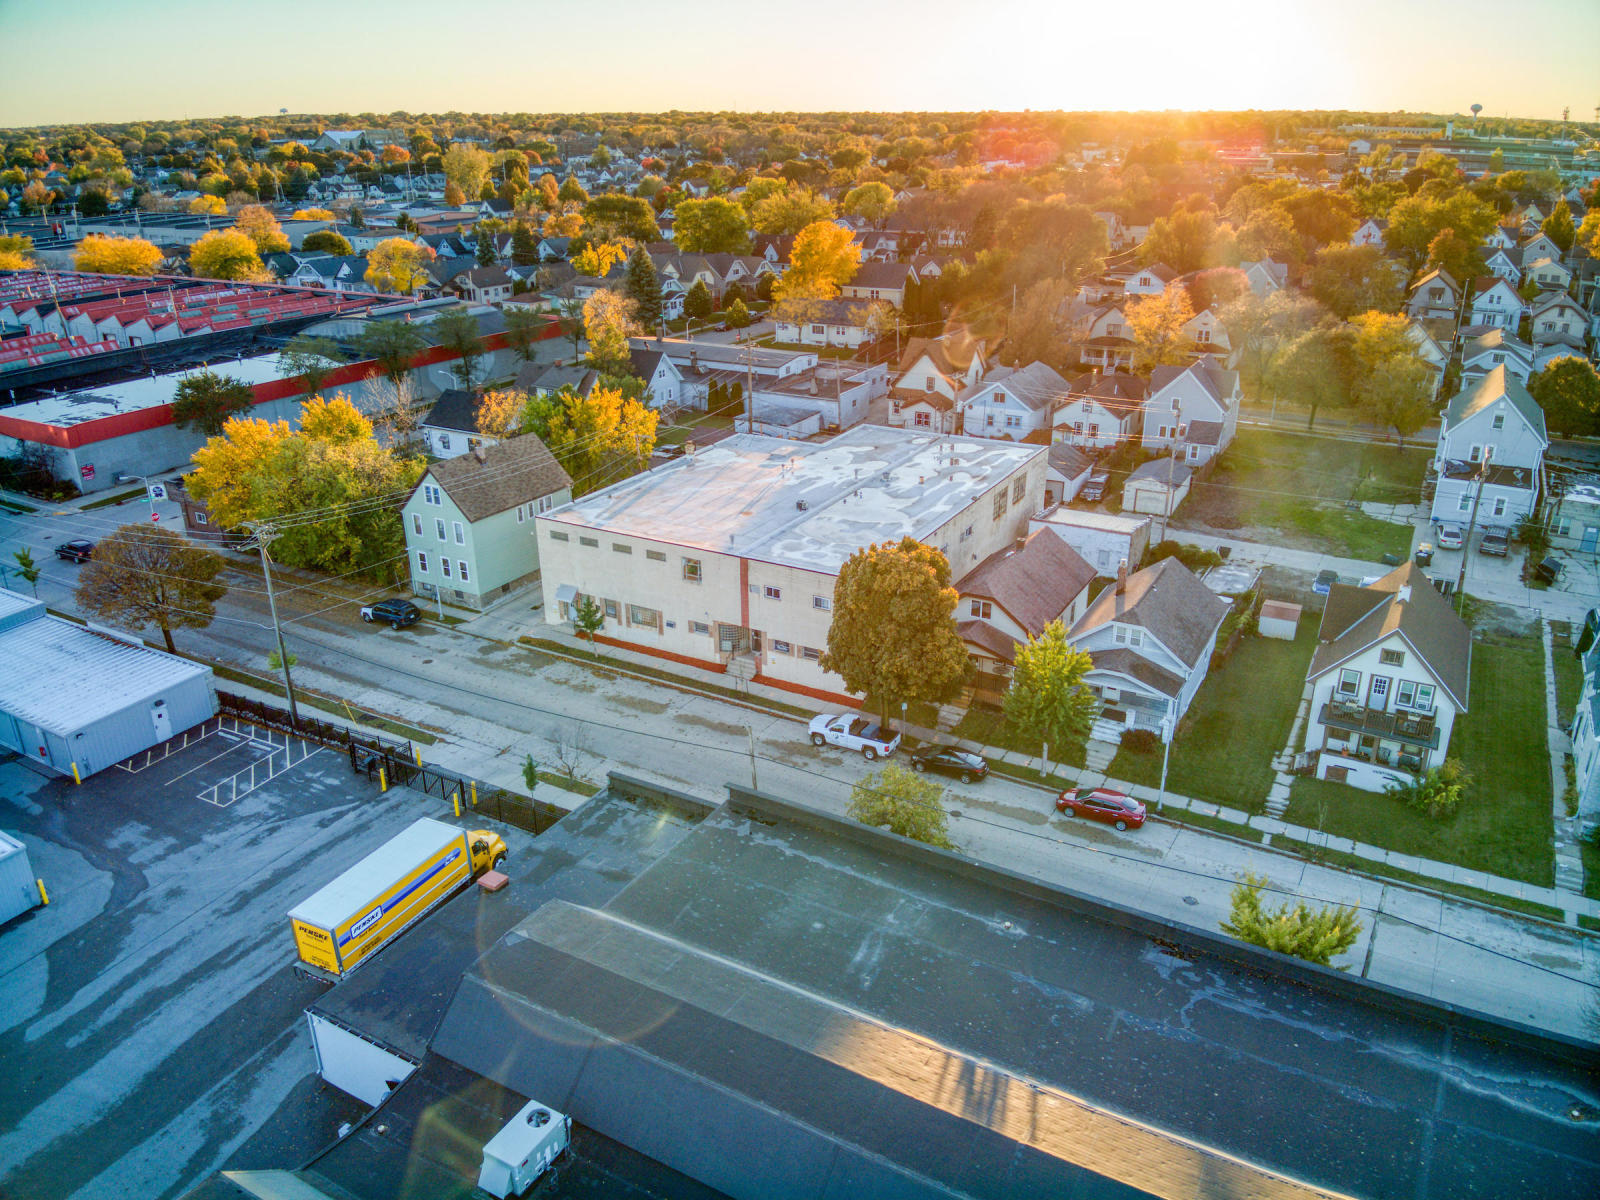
54;539;94;563
360;597;422;628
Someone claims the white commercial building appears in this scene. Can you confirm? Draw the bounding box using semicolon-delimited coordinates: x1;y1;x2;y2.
536;426;1046;701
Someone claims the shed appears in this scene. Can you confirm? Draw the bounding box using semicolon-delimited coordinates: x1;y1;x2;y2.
0;589;217;778
1122;458;1192;517
0;832;42;926
1259;600;1302;640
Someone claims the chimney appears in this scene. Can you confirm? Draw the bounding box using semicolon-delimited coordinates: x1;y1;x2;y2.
1115;561;1127;594
472;444;487;463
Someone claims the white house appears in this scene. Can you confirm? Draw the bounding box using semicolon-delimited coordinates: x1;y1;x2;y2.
1052;372;1148;450
1570;630;1600;819
1065;559;1231;739
1467;276;1526;330
420;390;498;459
956;361;1071;440
1516;232;1564;270
1406;269;1461;322
888;335;987;432
1428;366;1548;529
402;436;572;611
1140;362;1240;466
773;299;873;349
1528;292;1588;351
1077;304;1134;372
1240;259;1289;296
1548;483;1600;555
1483;247;1522;286
1029;508;1152;578
839;260;916;309
1302;562;1471;792
627;345;684;409
1459;328;1534;386
1350;219;1387;248
1123;263;1177;297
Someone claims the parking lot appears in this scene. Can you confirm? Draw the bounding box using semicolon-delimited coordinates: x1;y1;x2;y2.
0;724;538;1200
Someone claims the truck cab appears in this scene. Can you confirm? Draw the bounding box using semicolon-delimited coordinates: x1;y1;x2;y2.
468;830;508;874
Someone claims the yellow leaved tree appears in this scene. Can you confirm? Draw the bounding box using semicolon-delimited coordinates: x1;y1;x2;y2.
365;238;435;294
189;229;270;281
75;234;163;275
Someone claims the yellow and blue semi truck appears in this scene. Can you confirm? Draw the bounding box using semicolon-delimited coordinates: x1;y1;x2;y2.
287;817;506;981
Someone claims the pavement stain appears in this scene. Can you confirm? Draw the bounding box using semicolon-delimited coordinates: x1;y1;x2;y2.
608;695;672;715
677;713;752;738
957;795;1052;827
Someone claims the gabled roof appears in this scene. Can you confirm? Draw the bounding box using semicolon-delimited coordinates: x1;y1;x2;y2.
846;260;914;289
1134;262;1177;283
1127;457;1193;488
957;530;1096;638
420;433;570;522
1186;419;1224;447
976;361;1072;413
1047;442;1094;480
628;346;677;381
1409;268;1459;295
421;388;482;433
1148;361;1238;409
1066;372;1148;415
522;362;599;397
895;334;983;379
1461;327;1532;361
1070;557;1229;669
1443;365;1547;444
1308;562;1470;710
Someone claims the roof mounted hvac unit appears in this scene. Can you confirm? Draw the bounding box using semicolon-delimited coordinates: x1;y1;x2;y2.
478;1100;571;1198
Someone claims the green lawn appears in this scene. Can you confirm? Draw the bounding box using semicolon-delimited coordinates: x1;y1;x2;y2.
1283;638;1553;886
952;706;1087;769
1106;622;1318;814
1580;836;1600;902
1550;621;1583;719
1184;428;1426;560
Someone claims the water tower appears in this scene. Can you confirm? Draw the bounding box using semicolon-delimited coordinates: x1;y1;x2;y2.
1470;103;1482;132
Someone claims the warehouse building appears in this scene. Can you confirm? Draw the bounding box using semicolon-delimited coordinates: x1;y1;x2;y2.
0;589;217;778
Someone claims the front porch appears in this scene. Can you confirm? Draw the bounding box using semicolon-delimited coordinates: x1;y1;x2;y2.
1315;699;1441;784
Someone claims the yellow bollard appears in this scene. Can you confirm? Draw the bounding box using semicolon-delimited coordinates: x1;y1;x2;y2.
453;791;461;818
414;746;422;767
71;762;81;785
37;879;49;906
470;781;478;808
378;767;388;792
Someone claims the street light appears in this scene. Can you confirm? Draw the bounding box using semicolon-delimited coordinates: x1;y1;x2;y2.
115;473;166;523
1157;714;1175;813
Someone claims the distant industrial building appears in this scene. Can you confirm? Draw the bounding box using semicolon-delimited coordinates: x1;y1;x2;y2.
0;588;217;778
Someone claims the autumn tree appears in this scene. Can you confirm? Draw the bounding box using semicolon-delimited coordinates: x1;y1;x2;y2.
1220;290;1323;396
1185;266;1251;313
188;194;225;215
364;237;435;293
1140;206;1218;274
751;185;835;235
726;297;752;329
1268;321;1354;431
189;229;268;281
429;308;485;389
582;290;642;377
582;193;659;243
355;319;427;385
542;383;658;495
74;524;226;654
1424;228;1483;288
0;234;35;270
1001;279;1070;367
571;239;631;278
1128;288;1196;374
1221;873;1362;967
1576;210;1600;259
443;181;465;207
623;246;663;329
188;395;423;577
74;234;162;275
277;335;345;397
234;205;289;254
822;538;972;726
442;143;491;199
775;220;859;307
1385;190;1497;271
1001;621;1098;757
847;765;954;850
302;229;353;256
558;175;589;206
366;373;425;447
1306;245;1405;319
672;197;751;253
1528;356;1600;437
291;207;334;221
842;182;895;224
171;371;255;434
475;389;524;440
1347;311;1435;449
1540;199;1576;255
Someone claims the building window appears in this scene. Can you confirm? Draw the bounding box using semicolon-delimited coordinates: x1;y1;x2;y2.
992;492;1006;521
612;542;632;554
453;521;465;544
1395;681;1435;711
424;485;441;505
196;511;209;525
801;646;821;661
1380;649;1404;667
1337;668;1361;698
1492;497;1506;517
646;549;667;562
516;506;526;523
412;514;423;535
813;594;831;611
416;551;428;574
960;525;973;542
434;518;446;540
458;560;469;582
1112;625;1144;648
763;585;782;600
970;599;992;619
629;603;660;628
914;411;931;428
1457;493;1471;513
924;376;934;392
440;434;451;451
579;536;599;547
549;530;569;542
441;558;452;578
683;558;702;582
770;640;792;655
690;621;710;635
537;495;554;514
604;599;619;619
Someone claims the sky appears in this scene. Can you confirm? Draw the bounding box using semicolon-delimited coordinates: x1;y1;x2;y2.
1;0;1597;128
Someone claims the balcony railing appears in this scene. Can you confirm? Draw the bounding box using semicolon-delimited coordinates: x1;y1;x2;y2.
1319;700;1440;750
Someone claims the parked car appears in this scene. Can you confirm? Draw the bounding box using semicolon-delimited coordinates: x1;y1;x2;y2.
908;744;988;783
360;597;422;629
54;539;94;563
1435;523;1464;550
1080;471;1111;502
808;713;900;761
1054;786;1146;831
1533;555;1564;585
1478;529;1509;557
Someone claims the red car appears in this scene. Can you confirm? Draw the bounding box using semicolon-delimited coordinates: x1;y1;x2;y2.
1055;787;1146;831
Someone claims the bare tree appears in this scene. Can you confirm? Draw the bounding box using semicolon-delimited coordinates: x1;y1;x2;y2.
546;722;592;786
366;372;425;449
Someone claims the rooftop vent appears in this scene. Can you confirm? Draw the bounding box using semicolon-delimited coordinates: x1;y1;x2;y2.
478;1101;570;1199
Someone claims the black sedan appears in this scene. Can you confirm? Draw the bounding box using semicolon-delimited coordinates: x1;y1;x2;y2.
54;539;94;563
907;744;989;783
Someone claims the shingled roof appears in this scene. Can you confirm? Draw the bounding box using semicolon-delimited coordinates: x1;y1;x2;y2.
1309;562;1471;710
1071;557;1229;670
421;434;571;522
958;531;1096;641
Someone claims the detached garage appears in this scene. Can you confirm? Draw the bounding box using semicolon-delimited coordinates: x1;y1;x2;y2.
0;589;217;778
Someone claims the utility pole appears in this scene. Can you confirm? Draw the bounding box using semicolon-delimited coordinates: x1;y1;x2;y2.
1454;451;1491;612
745;339;755;435
245;521;301;726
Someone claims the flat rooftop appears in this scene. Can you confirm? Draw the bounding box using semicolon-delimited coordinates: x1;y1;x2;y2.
630;336;813;372
543;425;1043;574
1;353;286;427
1036;506;1150;533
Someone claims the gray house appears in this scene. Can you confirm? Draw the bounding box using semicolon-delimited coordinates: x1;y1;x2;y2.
403;436;573;611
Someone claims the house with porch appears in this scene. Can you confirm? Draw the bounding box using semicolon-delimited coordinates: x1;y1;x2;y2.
1459;328;1534;386
1077;304;1135;372
1065;559;1230;743
1140;361;1240;466
955;531;1097;707
1524;257;1573;294
773;300;874;349
955;361;1071;440
1428;366;1547;529
1052;372;1148;450
1528;292;1589;353
887;335;987;431
1467;276;1526;330
402;435;572;612
1123;263;1177;297
1406;269;1461;322
1302;562;1470;792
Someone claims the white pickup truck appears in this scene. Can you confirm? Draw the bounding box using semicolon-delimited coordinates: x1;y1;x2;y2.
808;714;902;761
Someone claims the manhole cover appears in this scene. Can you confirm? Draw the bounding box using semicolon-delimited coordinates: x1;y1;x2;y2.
1183;895;1198;906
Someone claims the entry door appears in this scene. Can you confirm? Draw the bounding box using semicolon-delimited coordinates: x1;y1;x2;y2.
1366;676;1390;710
150;699;173;742
1582;526;1598;553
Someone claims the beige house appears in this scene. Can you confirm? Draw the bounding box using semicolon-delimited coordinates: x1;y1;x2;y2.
535;426;1046;703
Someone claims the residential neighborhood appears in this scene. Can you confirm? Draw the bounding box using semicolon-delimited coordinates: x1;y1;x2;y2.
2;37;1600;1200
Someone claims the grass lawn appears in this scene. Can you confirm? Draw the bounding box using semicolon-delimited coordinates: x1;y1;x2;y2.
1282;637;1553;886
1106;622;1318;813
952;706;1087;769
1581;837;1600;902
1549;620;1583;718
1184;428;1425;560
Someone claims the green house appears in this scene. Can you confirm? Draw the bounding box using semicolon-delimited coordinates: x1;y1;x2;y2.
402;435;572;611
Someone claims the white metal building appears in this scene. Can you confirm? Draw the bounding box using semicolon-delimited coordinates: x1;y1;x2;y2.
0;589;218;778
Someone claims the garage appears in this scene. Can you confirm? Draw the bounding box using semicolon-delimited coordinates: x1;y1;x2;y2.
0;588;217;778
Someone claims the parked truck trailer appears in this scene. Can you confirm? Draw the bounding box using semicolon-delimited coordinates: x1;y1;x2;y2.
287;817;506;981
